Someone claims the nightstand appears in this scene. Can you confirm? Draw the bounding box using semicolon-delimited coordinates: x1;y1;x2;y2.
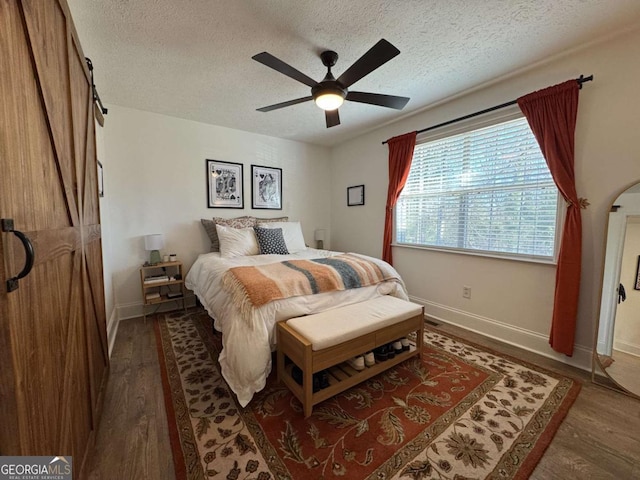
140;261;187;319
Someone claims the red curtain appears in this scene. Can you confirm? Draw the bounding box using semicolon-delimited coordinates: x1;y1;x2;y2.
517;80;581;356
383;131;417;265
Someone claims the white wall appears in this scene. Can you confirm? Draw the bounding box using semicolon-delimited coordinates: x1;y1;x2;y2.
102;106;331;319
330;28;640;370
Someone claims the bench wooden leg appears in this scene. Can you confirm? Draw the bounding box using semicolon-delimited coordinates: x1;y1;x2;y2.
417;309;425;360
303;343;313;417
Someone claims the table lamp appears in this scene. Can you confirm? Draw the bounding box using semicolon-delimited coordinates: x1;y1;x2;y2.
314;229;325;249
145;234;164;265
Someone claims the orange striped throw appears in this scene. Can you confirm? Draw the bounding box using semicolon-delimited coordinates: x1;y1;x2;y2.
221;253;400;315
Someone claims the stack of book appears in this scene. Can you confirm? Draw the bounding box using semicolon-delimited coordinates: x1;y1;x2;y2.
145;292;161;303
144;274;169;285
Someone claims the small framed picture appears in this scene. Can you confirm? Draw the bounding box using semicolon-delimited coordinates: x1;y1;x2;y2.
251;165;282;210
206;159;244;209
347;184;365;206
635;256;640;290
97;160;104;197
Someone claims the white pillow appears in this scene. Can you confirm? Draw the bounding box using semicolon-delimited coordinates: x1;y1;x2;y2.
215;224;259;258
256;221;306;253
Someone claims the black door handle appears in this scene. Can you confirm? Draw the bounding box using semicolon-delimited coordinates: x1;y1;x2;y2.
1;218;35;292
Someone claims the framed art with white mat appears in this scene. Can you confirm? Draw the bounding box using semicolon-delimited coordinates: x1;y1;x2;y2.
206;159;244;208
252;164;282;210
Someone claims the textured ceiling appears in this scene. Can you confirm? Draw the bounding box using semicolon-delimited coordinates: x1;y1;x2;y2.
67;0;640;147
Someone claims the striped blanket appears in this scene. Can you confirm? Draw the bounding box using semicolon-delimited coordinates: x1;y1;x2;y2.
221;253;400;316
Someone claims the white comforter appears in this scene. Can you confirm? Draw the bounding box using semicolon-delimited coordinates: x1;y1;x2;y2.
185;248;409;407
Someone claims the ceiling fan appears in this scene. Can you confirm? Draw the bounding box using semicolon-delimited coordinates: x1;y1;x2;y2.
252;39;410;128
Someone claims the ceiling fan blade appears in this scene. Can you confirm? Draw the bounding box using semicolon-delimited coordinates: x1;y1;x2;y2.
336;39;400;88
325;109;340;128
346;91;410;110
252;52;318;88
257;96;313;112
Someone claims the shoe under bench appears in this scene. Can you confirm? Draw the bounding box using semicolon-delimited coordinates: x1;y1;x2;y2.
276;295;425;418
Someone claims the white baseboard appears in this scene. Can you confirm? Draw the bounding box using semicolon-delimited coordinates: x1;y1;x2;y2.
117;301;144;321
410;295;592;372
107;308;119;358
116;295;197;321
613;339;640;358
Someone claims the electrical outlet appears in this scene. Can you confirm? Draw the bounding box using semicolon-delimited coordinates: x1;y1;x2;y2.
462;286;471;299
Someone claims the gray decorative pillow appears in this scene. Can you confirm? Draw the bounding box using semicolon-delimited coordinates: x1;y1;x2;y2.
201;219;217;251
201;216;257;251
254;227;289;255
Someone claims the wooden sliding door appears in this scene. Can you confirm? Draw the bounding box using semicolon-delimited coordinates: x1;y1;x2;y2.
0;0;108;476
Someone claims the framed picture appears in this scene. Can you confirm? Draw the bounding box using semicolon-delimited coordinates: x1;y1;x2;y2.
206;159;244;208
251;165;282;210
97;160;104;197
635;256;640;290
347;184;365;206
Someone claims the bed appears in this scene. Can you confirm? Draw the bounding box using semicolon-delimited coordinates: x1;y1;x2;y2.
186;219;409;407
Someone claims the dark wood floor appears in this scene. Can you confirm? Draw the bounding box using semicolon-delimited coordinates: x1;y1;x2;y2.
87;312;640;479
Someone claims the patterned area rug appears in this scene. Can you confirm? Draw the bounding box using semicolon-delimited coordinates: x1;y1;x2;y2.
154;309;580;480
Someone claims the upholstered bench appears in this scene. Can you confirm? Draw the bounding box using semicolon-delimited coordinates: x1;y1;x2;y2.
276;295;424;417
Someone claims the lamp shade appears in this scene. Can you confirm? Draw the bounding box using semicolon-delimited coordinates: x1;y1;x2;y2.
144;234;164;251
314;229;326;241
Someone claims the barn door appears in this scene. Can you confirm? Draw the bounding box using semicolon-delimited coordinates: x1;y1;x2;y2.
0;0;108;475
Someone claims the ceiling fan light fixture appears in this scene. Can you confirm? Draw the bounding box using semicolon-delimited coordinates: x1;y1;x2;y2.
314;92;344;110
253;40;409;127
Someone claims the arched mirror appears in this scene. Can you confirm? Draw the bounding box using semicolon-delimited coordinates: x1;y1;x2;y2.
593;181;640;398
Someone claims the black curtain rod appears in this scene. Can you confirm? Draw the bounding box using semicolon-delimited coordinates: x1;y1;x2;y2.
85;57;108;115
382;74;593;145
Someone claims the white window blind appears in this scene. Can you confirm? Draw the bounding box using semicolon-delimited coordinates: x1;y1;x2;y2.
395;116;559;260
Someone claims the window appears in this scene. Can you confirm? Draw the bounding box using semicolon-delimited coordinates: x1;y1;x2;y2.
395;116;560;261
